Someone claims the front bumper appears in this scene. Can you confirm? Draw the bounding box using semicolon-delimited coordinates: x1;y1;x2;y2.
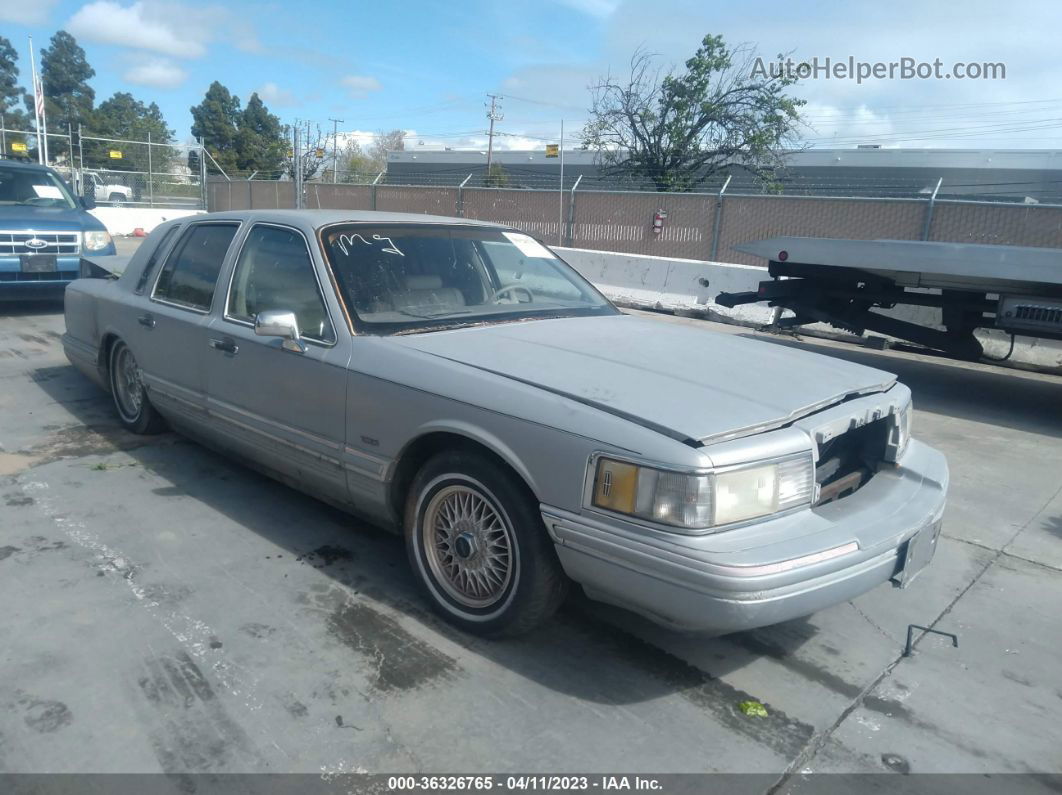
0;251;119;300
542;439;948;634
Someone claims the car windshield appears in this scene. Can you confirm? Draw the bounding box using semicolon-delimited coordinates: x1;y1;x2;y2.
321;224;618;334
0;166;77;209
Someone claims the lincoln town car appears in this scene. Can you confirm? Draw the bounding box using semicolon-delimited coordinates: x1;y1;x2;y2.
62;211;948;636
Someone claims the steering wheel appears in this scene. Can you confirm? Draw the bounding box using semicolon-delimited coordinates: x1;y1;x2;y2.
490;284;534;304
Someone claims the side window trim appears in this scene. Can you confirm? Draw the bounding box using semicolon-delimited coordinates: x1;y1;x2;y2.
150;220;242;315
134;224;181;294
223;222;338;347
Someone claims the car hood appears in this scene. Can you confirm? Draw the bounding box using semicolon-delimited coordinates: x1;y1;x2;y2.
392;314;897;444
0;204;100;231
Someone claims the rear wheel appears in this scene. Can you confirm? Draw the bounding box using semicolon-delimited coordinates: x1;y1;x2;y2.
108;192;126;207
405;451;567;637
108;340;165;434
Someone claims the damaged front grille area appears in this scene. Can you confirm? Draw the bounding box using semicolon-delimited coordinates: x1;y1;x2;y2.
815;417;889;505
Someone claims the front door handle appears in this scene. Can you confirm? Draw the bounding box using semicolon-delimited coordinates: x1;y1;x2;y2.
137;313;155;328
208;337;239;355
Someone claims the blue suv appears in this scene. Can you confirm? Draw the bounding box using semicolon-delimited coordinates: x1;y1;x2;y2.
1;158;117;300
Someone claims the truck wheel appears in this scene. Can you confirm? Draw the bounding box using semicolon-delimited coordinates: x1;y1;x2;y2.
108;340;165;434
405;451;568;637
108;192;126;207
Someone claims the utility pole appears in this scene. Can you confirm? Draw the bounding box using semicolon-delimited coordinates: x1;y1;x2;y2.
329;118;343;183
485;93;503;176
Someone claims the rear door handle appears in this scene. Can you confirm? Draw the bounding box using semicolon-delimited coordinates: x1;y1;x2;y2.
208;337;239;355
137;313;155;328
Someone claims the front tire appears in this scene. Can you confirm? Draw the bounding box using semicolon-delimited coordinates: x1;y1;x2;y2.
405;451;568;637
108;340;165;434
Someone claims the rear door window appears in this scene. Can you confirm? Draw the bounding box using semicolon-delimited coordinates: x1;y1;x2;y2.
153;223;239;311
134;224;181;294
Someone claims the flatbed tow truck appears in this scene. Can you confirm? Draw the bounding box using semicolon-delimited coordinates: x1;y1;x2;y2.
716;237;1062;361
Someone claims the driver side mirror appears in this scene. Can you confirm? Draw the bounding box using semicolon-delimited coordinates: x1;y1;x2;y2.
255;309;305;353
80;193;96;210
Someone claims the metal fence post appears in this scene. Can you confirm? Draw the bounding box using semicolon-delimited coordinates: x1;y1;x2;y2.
922;177;943;241
566;175;582;247
198;139;208;211
371;171;383;211
147;131;154;208
457;173;472;217
709;174;731;261
293;126;302;209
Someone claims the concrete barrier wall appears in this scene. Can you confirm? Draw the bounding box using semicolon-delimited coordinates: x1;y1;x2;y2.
555;246;1062;371
90;208;205;236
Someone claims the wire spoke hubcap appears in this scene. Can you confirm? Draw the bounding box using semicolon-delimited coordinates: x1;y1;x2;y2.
114;347;144;418
423;484;514;609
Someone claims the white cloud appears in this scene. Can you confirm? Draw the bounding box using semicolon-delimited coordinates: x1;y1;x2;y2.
66;0;257;59
68;1;207;57
256;82;297;107
0;0;60;24
122;56;187;89
341;75;383;99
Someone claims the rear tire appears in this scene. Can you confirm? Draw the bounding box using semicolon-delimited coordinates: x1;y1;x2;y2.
108;192;126;207
405;451;568;637
108;340;165;434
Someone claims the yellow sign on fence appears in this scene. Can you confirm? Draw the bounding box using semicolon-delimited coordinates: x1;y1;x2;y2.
545;144;559;158
109;150;123;159
10;142;28;153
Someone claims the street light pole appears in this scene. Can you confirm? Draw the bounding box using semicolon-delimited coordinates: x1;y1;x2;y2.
329;118;343;183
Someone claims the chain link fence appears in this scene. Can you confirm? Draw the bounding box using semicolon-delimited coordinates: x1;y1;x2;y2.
2;124;205;210
206;172;1062;263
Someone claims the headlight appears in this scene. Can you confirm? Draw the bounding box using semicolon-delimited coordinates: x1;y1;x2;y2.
590;453;814;532
83;230;112;251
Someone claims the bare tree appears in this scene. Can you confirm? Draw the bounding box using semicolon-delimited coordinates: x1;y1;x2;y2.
285;122;327;180
367;128;405;169
582;35;804;191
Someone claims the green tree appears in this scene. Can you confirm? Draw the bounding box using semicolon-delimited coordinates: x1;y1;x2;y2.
190;81;241;174
235;93;286;176
582;35;804;191
0;36;31;157
338;129;405;180
88;92;174;171
338;139;375;180
36;31;95;134
483;162;509;187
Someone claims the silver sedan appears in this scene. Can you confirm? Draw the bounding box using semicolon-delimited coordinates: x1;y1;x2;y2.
63;210;948;636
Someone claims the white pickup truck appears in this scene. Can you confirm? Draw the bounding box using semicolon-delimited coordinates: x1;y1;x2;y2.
84;172;134;206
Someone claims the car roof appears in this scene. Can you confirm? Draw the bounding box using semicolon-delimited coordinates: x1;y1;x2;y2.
203;209;509;230
0;158;56;173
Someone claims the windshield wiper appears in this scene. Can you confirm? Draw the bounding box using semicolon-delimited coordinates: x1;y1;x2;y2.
392;308;474;320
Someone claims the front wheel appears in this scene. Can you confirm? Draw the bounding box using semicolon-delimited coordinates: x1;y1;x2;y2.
108;340;166;434
405;451;567;637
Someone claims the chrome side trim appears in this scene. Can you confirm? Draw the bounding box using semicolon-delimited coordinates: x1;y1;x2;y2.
206;395;342;451
342;445;390;480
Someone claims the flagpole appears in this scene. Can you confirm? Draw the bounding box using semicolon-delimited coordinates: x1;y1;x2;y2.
28;37;45;165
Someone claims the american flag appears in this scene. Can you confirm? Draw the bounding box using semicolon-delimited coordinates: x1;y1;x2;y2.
33;73;45;120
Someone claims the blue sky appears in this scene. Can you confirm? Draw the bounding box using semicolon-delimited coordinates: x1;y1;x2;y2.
3;0;1061;151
